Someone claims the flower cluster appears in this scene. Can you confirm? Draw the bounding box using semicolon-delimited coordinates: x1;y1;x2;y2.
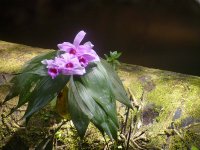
42;31;100;79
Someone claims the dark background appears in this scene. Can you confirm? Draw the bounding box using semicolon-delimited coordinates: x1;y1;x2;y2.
0;0;200;75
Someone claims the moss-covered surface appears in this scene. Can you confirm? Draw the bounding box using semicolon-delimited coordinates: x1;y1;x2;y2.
119;64;200;149
0;41;51;74
0;41;200;149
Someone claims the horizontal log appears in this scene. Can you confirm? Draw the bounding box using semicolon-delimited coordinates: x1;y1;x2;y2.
0;41;200;149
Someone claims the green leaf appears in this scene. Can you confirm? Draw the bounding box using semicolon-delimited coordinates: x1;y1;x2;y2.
81;66;118;127
21;51;57;76
81;66;119;139
22;51;57;71
97;60;132;108
17;74;42;108
26;65;48;76
25;115;32;126
4;51;57;103
68;79;90;138
113;51;122;59
23;75;69;119
70;73;118;139
8;73;43;115
4;76;21;103
104;54;109;59
69;77;94;119
4;73;41;104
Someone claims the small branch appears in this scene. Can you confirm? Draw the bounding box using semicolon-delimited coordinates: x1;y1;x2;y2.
171;122;190;149
132;140;145;150
126;118;132;150
123;107;130;135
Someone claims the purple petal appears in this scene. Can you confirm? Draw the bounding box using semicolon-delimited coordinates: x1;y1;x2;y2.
54;57;65;67
78;56;89;67
71;68;86;75
61;65;86;75
62;68;86;75
57;42;75;52
60;53;76;60
48;68;59;79
70;57;83;67
89;50;100;62
80;50;100;62
83;41;94;49
58;54;86;75
73;30;86;47
42;59;59;69
41;59;54;65
78;45;93;52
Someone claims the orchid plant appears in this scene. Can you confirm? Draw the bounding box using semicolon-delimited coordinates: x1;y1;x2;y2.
4;31;132;140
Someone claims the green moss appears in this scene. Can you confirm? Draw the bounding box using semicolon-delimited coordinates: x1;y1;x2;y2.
146;135;166;149
54;122;106;149
169;135;187;150
0;85;10;101
129;81;143;100
54;122;79;149
185;124;200;148
1;41;200;149
119;64;200;149
0;41;51;74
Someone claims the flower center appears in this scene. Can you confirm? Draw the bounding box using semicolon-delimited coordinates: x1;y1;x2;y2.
69;48;76;55
49;68;57;74
65;62;74;68
79;57;86;64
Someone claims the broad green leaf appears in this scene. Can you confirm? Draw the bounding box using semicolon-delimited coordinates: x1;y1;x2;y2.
68;80;90;138
99;60;132;108
4;76;21;103
8;73;42;115
21;51;57;76
70;76;118;139
18;74;41;105
26;65;48;76
4;73;41;103
4;51;57;103
25;115;32;126
81;66;118;127
22;51;57;71
23;75;69;118
70;77;95;119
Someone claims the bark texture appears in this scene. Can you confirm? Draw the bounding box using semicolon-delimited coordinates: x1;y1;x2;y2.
0;41;200;149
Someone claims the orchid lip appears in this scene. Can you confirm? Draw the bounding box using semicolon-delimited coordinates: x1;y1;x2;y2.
65;62;74;68
69;49;76;55
49;68;58;74
79;57;86;63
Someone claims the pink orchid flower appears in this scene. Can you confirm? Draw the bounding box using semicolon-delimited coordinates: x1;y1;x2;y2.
41;59;59;79
57;30;100;67
42;53;86;79
55;53;86;75
42;30;100;79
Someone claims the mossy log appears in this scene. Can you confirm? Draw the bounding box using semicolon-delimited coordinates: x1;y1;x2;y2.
0;41;200;149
